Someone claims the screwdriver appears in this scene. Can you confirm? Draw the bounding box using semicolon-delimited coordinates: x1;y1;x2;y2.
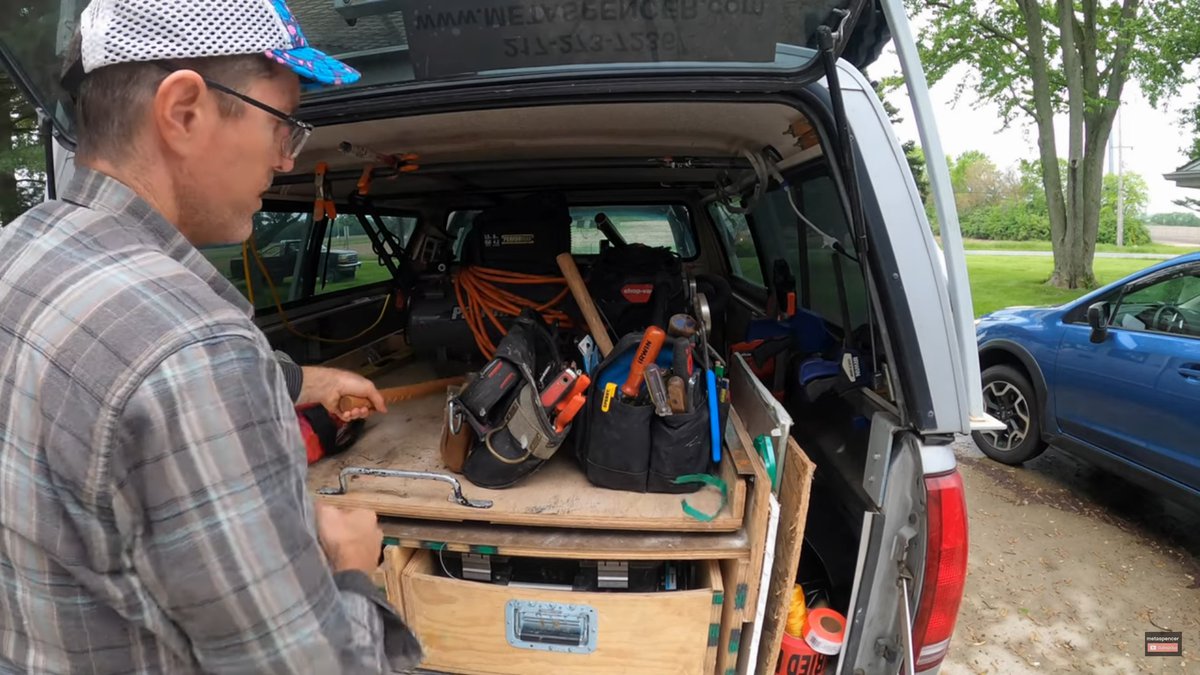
621;327;667;400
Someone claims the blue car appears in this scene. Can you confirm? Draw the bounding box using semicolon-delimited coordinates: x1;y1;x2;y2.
973;252;1200;502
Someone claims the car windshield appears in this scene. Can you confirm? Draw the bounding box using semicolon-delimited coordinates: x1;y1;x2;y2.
2;0;855;141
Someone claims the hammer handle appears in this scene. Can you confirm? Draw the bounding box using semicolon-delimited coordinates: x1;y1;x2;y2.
338;376;466;413
556;252;614;357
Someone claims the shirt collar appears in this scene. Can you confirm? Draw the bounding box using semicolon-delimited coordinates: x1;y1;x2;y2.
60;166;255;319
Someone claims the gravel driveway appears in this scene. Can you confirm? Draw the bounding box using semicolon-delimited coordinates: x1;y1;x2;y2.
942;439;1198;674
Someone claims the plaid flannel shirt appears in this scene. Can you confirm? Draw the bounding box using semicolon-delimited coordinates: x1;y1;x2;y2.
0;167;419;674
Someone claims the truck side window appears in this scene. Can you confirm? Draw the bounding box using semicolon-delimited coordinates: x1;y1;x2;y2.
708;202;765;287
311;214;418;297
199;211;418;308
200;210;313;310
796;176;869;331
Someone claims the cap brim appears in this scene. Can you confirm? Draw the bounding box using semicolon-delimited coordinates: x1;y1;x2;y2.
267;46;361;87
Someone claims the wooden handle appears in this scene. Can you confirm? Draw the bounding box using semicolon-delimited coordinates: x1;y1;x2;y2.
556;252;614;357
667;376;687;413
338;376;466;413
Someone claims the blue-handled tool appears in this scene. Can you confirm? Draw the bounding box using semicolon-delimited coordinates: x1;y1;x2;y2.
706;368;720;462
693;292;722;463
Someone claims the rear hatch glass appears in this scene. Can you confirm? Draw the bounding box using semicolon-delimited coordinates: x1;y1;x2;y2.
2;0;870;142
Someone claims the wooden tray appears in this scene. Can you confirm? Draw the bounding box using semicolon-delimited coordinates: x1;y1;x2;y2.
307;370;746;532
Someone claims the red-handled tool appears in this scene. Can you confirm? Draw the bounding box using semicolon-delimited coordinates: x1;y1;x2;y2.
555;394;588;433
621;327;667;400
554;373;591;414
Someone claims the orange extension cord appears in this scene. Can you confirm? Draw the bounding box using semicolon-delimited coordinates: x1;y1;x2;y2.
453;265;574;359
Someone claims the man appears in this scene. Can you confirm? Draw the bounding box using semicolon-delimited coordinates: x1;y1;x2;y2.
0;0;421;672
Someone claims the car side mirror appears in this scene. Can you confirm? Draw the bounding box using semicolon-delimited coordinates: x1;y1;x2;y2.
1087;302;1109;343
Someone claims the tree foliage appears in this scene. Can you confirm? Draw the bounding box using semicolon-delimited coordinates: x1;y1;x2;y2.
949;151;1149;244
0;69;46;226
1149;211;1200;227
908;0;1200;288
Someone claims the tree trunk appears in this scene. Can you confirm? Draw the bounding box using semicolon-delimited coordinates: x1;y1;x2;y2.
1018;0;1070;279
1051;0;1096;289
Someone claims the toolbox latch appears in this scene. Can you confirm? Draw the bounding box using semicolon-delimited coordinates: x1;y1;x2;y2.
461;553;492;582
597;560;629;589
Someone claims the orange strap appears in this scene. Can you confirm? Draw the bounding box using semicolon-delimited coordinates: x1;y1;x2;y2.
453;266;573;358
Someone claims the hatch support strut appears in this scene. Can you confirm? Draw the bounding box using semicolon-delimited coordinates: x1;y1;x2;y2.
878;0;993;430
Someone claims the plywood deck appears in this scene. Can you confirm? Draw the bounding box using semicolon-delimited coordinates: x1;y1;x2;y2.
307;362;746;532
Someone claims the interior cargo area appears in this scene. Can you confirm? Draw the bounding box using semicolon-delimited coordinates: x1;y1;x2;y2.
218;96;907;674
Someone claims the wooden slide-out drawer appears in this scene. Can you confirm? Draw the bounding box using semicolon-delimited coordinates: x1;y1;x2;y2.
400;550;722;675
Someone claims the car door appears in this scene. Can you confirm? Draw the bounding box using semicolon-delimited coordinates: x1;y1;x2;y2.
1055;262;1200;492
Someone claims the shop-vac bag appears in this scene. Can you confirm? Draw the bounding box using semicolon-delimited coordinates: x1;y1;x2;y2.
572;332;728;494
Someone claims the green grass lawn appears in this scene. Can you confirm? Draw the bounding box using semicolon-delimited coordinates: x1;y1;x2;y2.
967;255;1158;317
955;238;1195;256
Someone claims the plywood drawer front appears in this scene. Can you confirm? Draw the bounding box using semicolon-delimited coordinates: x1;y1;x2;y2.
401;551;721;675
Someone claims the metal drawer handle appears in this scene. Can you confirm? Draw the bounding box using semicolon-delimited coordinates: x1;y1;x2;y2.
317;467;493;509
506;600;598;654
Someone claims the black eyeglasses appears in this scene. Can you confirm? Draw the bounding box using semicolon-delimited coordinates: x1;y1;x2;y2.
158;63;313;159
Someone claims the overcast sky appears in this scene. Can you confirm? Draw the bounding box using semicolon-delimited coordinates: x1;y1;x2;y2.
866;45;1198;215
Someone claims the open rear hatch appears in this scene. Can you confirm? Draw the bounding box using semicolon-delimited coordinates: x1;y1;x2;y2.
1;0;889;148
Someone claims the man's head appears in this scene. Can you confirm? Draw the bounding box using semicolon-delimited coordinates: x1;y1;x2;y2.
64;0;358;246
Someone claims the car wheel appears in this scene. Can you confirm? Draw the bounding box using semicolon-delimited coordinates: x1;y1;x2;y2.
971;364;1047;465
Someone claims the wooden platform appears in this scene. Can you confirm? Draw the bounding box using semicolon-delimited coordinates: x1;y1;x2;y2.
308;363;746;532
380;518;751;561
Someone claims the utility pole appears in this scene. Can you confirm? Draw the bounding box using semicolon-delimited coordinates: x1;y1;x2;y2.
1117;109;1125;247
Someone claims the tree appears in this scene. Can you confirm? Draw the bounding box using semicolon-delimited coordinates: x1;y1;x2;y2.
0;70;45;226
1149;212;1200;227
908;0;1200;288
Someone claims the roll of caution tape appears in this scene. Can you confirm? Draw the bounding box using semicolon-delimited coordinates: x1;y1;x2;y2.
803;608;846;656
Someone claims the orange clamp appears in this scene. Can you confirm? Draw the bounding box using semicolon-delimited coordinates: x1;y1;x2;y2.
313;161;336;221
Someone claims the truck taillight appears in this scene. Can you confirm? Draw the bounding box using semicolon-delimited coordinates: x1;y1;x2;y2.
912;470;968;672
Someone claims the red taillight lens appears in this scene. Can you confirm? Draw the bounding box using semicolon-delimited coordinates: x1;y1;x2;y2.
912;470;969;672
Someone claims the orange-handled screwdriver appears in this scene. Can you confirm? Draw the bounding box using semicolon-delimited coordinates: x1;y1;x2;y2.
621;327;667;400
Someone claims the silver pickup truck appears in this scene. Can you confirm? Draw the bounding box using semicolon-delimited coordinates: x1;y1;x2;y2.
1;0;997;672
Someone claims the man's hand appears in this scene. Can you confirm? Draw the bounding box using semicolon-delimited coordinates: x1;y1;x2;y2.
298;366;387;421
315;502;384;574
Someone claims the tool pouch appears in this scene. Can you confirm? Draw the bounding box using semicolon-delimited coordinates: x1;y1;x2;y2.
573;332;722;494
454;311;570;489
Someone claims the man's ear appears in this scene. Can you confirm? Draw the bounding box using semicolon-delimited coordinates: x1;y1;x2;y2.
151;70;212;157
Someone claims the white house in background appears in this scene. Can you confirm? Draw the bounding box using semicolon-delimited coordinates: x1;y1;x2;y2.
1165;158;1200;189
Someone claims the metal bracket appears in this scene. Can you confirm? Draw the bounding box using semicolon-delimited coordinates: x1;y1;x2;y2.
898;576;917;675
864;411;900;507
317;467;493;509
461;553;492;581
597;561;630;589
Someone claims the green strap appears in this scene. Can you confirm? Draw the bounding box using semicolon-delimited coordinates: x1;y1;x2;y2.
753;434;778;490
675;474;729;522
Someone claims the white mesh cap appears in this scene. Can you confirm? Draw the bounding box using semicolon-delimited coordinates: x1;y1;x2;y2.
76;0;360;86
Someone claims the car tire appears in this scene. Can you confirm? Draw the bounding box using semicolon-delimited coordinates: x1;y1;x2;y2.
971;364;1047;465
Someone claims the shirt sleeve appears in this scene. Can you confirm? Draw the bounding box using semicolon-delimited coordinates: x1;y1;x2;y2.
110;334;421;674
274;349;305;402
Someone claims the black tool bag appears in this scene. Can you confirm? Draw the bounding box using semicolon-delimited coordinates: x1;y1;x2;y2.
460;193;572;274
571;332;728;494
454;311;571;489
586;244;688;337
